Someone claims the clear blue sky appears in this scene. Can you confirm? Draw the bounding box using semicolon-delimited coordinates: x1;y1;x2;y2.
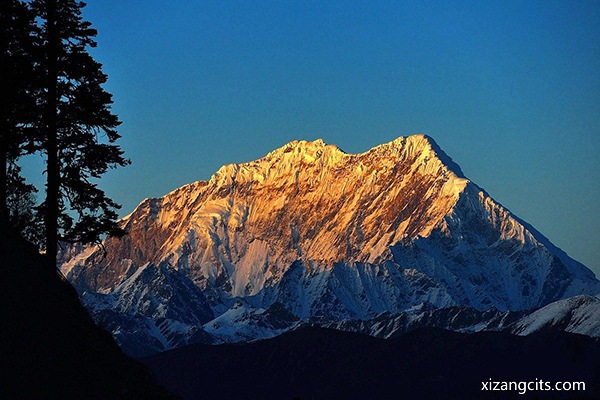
69;1;599;274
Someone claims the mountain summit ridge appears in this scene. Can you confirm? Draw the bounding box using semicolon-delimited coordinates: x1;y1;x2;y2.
208;134;465;191
60;134;600;356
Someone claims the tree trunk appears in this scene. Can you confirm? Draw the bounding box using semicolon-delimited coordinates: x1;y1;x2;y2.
45;0;59;267
0;148;7;221
0;5;9;221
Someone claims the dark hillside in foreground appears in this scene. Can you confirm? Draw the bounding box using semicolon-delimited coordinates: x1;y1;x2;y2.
144;326;600;400
0;224;174;399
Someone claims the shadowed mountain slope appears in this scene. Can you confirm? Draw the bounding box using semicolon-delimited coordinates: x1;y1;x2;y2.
143;327;600;400
0;222;174;399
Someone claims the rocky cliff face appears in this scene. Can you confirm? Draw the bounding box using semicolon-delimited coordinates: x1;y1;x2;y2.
60;134;600;355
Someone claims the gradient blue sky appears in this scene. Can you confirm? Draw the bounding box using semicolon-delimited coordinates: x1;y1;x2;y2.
62;1;600;274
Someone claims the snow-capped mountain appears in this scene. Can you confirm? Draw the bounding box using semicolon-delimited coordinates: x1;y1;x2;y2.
60;134;600;356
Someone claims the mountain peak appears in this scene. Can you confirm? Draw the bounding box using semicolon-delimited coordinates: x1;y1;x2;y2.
262;137;345;163
265;134;449;162
366;134;466;179
60;133;600;355
124;134;473;276
277;138;329;151
208;134;466;191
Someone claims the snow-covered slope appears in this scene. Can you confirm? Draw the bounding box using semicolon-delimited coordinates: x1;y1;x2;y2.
509;295;600;337
75;262;214;357
306;305;525;339
60;134;600;356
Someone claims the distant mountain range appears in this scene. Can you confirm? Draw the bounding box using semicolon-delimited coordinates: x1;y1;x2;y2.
142;327;600;400
59;134;600;357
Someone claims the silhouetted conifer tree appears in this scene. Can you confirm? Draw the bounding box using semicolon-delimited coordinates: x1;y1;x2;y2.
30;0;129;264
0;0;42;245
